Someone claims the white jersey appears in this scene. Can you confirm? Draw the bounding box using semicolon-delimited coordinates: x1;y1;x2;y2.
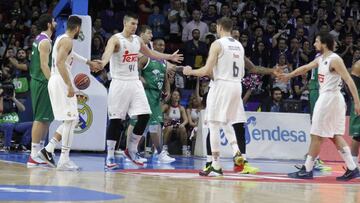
110;33;141;80
213;37;245;82
51;34;74;76
317;52;342;94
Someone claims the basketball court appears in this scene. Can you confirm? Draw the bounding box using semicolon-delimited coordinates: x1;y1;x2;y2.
1;152;360;203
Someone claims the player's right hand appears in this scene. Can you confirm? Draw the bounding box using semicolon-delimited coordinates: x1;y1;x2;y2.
355;102;360;116
67;85;75;97
183;66;193;76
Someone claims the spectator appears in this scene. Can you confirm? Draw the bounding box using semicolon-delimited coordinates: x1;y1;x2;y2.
91;35;105;60
239;32;252;57
345;1;360;20
182;10;209;42
163;89;189;156
8;48;30;100
186;93;202;140
251;41;270;67
344;16;357;35
205;22;217;39
183;29;208;69
352;48;360;65
272;53;292;98
270;37;288;66
338;33;355;68
288;37;308;69
148;4;167;39
261;87;285;112
202;4;218;25
330;20;343;41
168;0;188;43
220;4;230;18
0;68;32;152
137;0;155;25
92;18;110;40
231;29;240;41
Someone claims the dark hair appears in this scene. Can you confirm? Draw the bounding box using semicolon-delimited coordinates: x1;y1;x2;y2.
37;14;52;32
216;17;233;32
138;25;151;35
271;87;282;94
192;29;200;34
67;16;82;31
124;12;138;21
317;32;334;51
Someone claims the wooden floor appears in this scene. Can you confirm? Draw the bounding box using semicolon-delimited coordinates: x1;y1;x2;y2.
1;153;360;203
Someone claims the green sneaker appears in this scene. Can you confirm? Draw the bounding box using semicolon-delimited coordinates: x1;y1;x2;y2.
199;166;223;177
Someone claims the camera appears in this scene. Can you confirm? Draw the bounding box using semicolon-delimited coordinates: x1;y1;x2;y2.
0;82;15;98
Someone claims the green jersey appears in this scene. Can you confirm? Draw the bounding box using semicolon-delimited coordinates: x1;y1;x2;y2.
141;58;167;91
309;67;319;90
30;33;51;82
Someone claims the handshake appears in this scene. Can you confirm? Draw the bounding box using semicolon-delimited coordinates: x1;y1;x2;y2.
87;60;105;73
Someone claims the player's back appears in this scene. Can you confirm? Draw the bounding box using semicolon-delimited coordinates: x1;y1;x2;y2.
51;34;73;76
213;37;245;82
317;52;342;93
110;33;141;80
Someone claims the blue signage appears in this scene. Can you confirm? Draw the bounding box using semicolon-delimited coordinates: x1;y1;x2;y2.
0;185;123;201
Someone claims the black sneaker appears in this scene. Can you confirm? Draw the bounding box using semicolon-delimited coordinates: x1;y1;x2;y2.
199;166;223;177
38;148;56;168
288;165;313;179
336;167;360;181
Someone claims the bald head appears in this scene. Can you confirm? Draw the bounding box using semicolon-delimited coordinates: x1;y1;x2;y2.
351;60;360;76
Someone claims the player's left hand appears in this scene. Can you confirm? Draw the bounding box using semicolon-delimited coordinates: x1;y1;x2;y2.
168;50;184;63
183;66;193;76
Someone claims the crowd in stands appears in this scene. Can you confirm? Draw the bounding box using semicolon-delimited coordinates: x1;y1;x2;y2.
0;0;360;154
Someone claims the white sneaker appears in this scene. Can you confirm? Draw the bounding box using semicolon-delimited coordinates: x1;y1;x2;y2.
158;150;176;163
57;160;81;171
114;149;124;157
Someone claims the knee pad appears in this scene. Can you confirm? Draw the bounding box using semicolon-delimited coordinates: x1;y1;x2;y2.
133;114;150;135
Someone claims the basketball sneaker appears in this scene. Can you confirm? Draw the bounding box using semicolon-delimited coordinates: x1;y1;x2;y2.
233;151;244;166
336;167;360;181
27;155;47;168
157;150;176;163
38;148;56;168
203;162;212;171
294;159;332;171
57;160;81;171
238;162;259;174
124;149;144;166
199;165;223;177
288;165;313;179
105;157;120;170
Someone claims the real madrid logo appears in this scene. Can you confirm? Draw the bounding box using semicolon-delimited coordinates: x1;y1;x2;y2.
77;31;85;42
75;91;93;134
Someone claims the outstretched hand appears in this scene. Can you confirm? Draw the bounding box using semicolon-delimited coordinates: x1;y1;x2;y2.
183;65;193;76
168;50;184;63
272;64;286;77
89;60;103;73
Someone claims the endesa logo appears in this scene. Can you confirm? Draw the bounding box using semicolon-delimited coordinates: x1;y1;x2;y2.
122;50;138;62
220;116;307;146
244;116;306;144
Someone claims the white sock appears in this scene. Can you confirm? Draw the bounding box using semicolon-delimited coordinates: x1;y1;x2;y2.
338;146;357;170
58;120;76;163
45;137;59;153
31;143;40;158
39;140;45;148
230;142;240;156
304;155;315;172
352;156;359;168
206;155;212;163
59;146;70;163
128;133;141;152
212;155;220;170
242;154;247;161
223;123;239;156
107;140;116;159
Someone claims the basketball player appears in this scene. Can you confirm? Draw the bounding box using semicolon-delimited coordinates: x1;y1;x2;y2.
280;33;360;181
183;17;260;176
349;60;360;169
28;14;62;167
38;16;102;170
99;13;183;169
200;56;280;175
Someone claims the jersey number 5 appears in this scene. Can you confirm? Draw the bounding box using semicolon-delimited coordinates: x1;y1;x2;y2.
233;62;239;77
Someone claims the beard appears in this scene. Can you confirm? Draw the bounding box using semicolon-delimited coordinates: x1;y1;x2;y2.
74;31;80;39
